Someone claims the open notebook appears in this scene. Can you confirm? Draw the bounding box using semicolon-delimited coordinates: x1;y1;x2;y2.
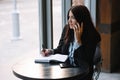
35;54;68;63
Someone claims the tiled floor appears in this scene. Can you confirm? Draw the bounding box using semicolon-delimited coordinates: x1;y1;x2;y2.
0;0;120;80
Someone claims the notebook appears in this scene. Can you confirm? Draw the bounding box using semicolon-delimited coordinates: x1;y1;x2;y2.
35;54;68;63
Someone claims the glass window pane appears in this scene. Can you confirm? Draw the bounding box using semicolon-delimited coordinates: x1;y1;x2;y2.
52;0;62;48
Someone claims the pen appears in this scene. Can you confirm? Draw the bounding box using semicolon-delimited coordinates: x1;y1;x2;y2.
42;44;46;52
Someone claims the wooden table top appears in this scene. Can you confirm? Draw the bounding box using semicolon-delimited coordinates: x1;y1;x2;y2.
12;57;89;80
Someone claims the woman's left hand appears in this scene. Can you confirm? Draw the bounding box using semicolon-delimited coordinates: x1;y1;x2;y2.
73;22;83;44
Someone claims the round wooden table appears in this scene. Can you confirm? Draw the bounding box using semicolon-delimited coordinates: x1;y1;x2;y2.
12;58;89;80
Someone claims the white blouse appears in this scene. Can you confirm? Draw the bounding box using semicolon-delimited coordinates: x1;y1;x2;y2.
68;40;81;66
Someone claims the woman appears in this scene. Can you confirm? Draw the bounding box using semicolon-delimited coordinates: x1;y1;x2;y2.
41;5;101;80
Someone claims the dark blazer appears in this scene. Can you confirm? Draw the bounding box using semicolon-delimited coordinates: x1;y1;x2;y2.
53;25;101;79
53;24;100;66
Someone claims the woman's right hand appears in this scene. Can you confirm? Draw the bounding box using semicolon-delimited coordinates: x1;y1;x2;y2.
41;49;53;57
73;22;83;45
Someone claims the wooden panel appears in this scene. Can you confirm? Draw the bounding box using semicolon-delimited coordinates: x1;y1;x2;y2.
99;0;111;24
101;33;111;72
97;0;120;72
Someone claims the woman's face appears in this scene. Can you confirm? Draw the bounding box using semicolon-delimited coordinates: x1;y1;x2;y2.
68;10;77;29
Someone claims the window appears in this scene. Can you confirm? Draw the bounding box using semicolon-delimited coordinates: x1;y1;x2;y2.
52;0;62;48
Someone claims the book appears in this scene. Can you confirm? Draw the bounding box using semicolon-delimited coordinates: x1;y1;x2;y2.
35;54;68;63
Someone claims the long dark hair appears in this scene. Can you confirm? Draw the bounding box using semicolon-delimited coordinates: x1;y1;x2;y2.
64;5;101;46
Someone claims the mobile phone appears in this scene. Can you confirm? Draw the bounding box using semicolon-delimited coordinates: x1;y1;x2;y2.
59;63;76;68
59;63;69;68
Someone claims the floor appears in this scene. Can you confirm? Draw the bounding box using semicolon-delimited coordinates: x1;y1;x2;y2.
0;0;120;80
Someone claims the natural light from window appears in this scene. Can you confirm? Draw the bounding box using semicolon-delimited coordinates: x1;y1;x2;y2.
52;0;62;48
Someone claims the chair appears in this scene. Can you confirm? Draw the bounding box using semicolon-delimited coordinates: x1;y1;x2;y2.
93;43;102;80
